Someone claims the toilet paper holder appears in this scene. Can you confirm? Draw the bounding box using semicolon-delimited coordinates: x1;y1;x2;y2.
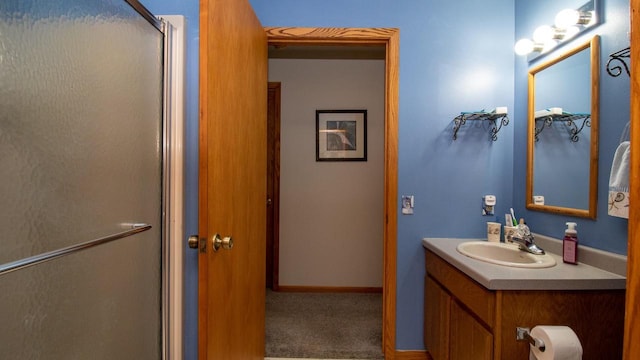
516;327;546;352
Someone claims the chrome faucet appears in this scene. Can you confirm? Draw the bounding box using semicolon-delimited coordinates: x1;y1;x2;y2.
511;223;546;255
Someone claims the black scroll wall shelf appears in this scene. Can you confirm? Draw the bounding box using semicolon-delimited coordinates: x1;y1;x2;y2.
534;109;591;142
607;46;630;77
452;109;509;141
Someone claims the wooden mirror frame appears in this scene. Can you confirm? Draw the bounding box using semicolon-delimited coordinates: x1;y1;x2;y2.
526;35;600;219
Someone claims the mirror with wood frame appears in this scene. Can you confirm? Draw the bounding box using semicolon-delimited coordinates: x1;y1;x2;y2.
526;35;600;218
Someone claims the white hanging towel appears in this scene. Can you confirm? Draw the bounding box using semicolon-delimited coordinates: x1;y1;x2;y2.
608;141;630;218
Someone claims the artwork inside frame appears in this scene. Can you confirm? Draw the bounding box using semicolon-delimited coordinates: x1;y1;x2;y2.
316;110;367;161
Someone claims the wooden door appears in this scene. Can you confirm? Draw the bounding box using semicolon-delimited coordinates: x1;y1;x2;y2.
198;0;267;358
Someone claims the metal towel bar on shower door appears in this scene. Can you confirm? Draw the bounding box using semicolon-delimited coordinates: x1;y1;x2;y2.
0;223;152;276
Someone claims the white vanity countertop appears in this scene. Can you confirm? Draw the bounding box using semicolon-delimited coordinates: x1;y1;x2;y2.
422;237;626;291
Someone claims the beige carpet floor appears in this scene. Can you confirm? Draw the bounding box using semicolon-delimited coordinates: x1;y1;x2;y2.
265;290;384;359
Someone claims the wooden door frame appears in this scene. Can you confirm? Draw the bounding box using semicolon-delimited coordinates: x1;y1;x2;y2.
267;82;281;290
624;1;639;358
265;27;399;358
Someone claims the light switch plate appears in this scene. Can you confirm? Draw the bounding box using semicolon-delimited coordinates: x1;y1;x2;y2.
401;195;414;215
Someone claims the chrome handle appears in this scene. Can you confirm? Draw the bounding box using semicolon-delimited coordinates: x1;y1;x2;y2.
188;235;207;253
1;224;152;276
516;327;546;352
188;235;199;249
212;234;233;251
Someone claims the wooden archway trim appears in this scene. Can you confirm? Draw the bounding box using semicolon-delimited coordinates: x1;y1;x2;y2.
265;27;400;359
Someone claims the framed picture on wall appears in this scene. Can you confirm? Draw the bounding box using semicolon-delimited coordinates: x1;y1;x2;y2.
316;110;367;161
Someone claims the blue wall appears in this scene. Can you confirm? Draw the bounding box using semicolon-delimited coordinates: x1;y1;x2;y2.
141;0;629;355
514;0;630;255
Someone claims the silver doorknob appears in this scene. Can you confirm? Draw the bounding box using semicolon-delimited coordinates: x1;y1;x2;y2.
188;235;206;253
212;234;233;251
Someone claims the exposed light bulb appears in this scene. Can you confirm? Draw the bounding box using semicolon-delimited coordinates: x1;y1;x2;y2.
556;9;595;28
514;39;534;55
555;9;580;28
514;39;547;56
533;25;554;43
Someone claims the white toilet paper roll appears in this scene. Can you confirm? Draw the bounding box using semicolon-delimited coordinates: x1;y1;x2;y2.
529;325;583;360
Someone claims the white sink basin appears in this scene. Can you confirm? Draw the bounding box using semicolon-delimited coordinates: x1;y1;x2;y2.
457;241;556;268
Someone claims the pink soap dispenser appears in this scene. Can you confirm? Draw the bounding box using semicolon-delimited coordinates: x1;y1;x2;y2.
563;222;578;264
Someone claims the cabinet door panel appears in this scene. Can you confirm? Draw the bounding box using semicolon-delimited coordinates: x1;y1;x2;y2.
426;250;495;327
425;276;450;360
450;300;493;360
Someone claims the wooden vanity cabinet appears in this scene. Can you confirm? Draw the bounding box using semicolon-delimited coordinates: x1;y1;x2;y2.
425;250;495;360
424;276;451;360
424;249;625;360
449;299;493;359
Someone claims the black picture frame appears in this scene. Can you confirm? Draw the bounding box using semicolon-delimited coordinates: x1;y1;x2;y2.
315;110;367;161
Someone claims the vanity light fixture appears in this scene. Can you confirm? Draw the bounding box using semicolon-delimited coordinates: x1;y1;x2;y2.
555;8;595;28
533;25;581;43
532;25;557;42
514;39;545;56
514;0;598;58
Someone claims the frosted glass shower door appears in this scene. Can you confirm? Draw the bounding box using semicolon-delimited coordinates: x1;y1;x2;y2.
0;0;165;359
